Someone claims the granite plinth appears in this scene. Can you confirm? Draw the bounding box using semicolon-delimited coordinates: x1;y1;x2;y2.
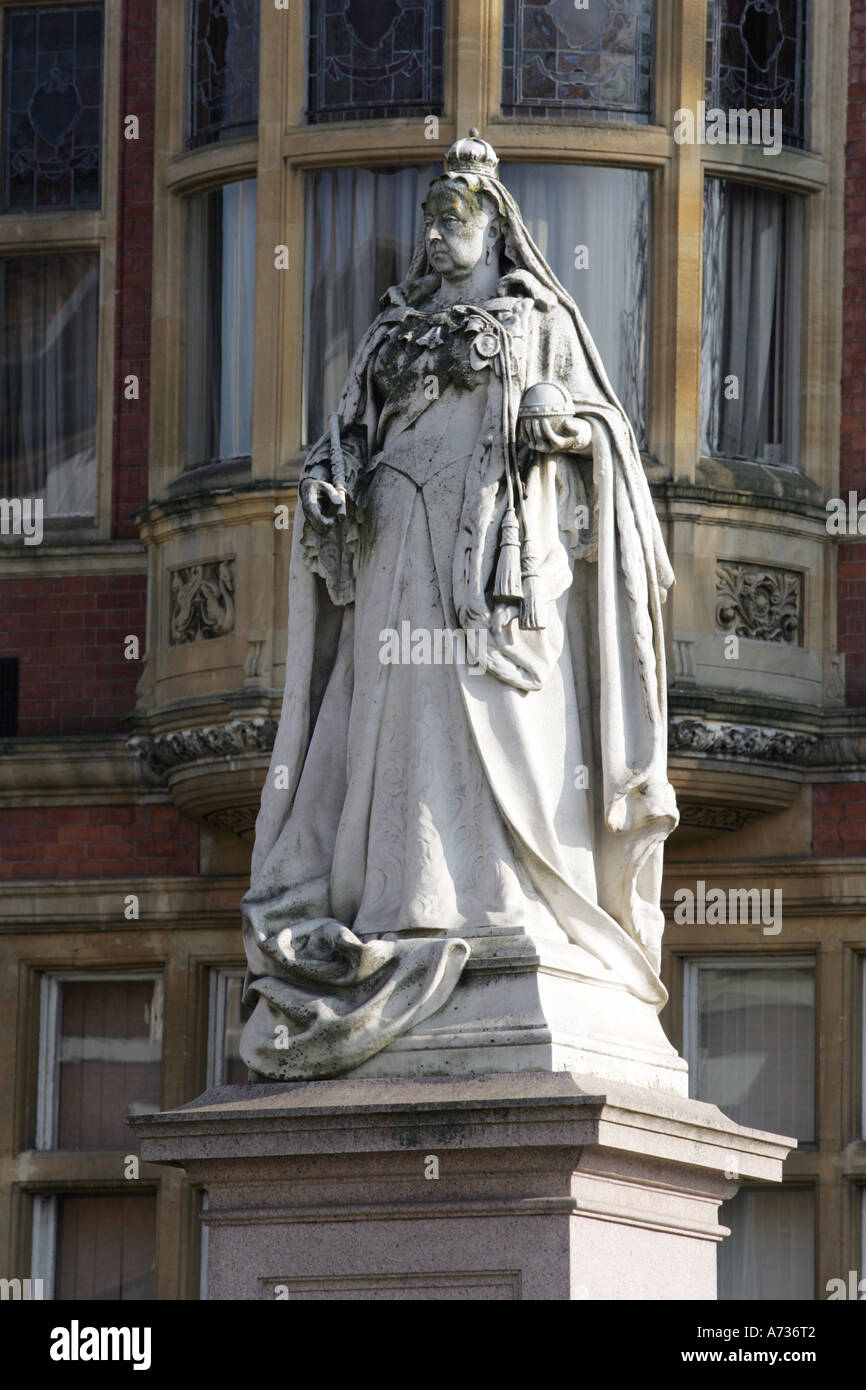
131;1072;793;1301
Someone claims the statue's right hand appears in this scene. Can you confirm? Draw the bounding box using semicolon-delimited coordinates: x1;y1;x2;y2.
300;477;347;534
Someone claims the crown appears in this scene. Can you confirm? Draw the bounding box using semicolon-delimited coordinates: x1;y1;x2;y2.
444;129;499;179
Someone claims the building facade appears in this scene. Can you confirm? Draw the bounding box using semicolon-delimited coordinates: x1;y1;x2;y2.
0;0;863;1300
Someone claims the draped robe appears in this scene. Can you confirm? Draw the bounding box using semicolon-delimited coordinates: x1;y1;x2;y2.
239;262;677;1081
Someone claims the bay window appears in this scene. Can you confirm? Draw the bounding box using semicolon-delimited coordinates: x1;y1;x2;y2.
186;178;257;470
700;178;803;468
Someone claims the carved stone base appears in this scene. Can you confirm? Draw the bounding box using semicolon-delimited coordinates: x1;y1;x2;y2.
349;927;689;1094
131;1074;793;1301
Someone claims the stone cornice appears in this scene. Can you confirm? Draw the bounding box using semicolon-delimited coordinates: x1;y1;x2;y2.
129;718;278;776
0;735;165;806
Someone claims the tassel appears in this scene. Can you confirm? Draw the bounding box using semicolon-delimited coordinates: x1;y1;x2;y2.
519;538;545;630
493;507;524;602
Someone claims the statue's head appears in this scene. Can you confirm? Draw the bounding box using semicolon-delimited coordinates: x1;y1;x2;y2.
420;129;507;280
421;179;502;279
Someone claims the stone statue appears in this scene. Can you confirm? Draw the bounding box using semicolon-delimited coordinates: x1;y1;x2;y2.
240;133;679;1083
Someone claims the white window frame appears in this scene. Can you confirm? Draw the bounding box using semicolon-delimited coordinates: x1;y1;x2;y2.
206;965;246;1087
30;1193;57;1300
36;970;164;1151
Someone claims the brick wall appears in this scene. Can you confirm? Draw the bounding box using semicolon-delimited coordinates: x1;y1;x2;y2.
0;805;199;880
111;0;157;538
0;575;146;735
812;0;866;854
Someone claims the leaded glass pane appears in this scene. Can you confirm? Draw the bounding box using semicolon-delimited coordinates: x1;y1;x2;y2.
3;5;103;212
188;0;259;149
308;0;445;124
706;0;808;149
501;0;653;123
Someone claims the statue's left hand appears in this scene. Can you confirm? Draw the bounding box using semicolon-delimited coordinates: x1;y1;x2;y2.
519;414;592;455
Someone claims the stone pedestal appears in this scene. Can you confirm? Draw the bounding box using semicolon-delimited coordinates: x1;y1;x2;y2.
132;1072;793;1301
350;928;690;1093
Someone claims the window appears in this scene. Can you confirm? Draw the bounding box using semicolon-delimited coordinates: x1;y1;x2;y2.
717;1186;815;1300
706;0;808;150
501;0;654;122
303;163;438;442
0;252;99;518
2;4;104;212
307;0;445;123
683;957;815;1142
207;966;248;1085
500;163;649;446
700;178;803;467
186;179;257;469
0;656;19;735
303;162;649;445
32;1191;157;1300
187;0;259;149
37;973;163;1150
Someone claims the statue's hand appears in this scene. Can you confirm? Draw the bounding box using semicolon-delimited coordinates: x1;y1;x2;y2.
300;476;347;534
519;414;592;455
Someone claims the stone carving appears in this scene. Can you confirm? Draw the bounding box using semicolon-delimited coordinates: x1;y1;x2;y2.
129;717;277;776
241;132;679;1082
205;805;259;836
715;561;802;645
669;718;817;763
672;637;696;684
677;804;762;832
169;559;235;644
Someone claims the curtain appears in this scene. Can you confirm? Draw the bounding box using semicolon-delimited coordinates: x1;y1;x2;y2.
55;1193;157;1300
303;164;439;444
0;253;99;517
186;178;257;467
693;961;815;1141
701;178;803;465
718;1186;815;1301
501;163;650;446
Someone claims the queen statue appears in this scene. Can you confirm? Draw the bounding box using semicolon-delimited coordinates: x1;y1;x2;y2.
239;132;679;1082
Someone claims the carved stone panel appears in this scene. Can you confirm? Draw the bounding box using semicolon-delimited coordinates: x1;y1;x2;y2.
169;559;236;645
715;562;802;645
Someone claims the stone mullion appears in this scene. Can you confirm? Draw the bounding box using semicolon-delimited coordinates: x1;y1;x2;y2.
455;0;497;138
659;0;706;482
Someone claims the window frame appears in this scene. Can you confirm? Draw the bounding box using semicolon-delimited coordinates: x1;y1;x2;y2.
206;963;246;1087
0;0;120;544
36;968;164;1152
682;953;817;1143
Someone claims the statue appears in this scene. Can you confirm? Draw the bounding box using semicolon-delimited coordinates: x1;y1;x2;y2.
240;133;678;1082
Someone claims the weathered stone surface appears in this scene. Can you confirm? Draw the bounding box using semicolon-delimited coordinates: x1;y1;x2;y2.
131;1073;794;1302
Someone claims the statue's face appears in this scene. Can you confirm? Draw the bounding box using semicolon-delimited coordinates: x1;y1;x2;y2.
423;184;498;279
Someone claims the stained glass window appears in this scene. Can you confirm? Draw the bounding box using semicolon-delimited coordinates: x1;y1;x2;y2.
188;0;259;149
501;0;653;123
308;0;445;124
3;5;103;212
706;0;808;149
